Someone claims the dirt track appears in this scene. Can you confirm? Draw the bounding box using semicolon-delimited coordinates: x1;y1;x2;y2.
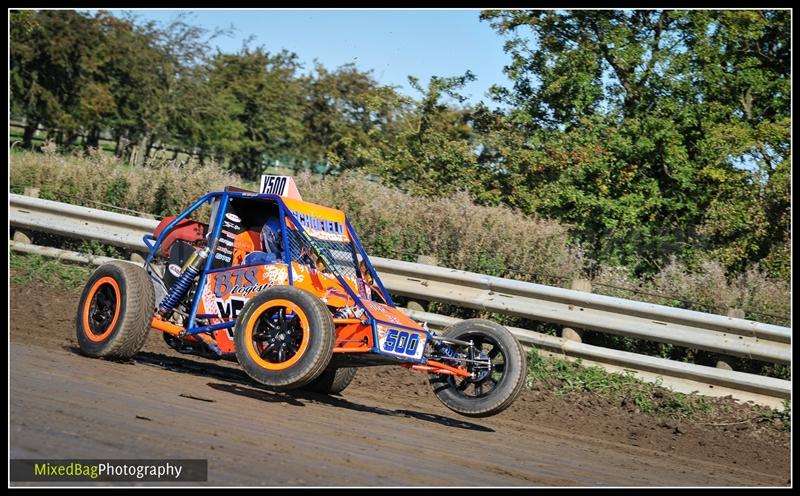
9;281;791;486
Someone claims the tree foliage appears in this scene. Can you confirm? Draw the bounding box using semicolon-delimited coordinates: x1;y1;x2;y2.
478;9;790;276
10;9;790;281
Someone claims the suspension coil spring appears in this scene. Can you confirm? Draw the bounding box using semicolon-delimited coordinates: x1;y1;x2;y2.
158;266;199;317
334;306;365;320
431;339;460;361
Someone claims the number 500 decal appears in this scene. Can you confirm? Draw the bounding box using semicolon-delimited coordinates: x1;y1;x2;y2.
378;327;426;360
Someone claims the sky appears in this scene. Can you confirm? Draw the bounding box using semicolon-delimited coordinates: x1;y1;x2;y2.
109;9;515;106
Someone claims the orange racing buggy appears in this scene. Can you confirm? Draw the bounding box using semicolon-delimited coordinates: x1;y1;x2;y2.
76;176;526;417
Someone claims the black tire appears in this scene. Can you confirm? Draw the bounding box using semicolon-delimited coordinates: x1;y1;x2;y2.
303;367;357;395
234;286;334;390
76;261;155;359
430;319;526;418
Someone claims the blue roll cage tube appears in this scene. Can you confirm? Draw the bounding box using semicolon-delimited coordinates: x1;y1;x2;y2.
142;192;419;349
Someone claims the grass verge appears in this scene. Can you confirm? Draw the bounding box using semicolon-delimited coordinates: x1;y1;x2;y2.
10;252;94;290
525;347;790;430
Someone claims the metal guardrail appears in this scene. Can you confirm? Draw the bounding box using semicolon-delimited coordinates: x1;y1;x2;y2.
10;193;159;250
370;258;791;364
9;194;792;405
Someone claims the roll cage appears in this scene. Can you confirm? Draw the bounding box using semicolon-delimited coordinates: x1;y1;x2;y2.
142;191;396;338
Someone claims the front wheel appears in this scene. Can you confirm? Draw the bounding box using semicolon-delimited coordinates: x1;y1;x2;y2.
234;286;334;390
429;319;527;418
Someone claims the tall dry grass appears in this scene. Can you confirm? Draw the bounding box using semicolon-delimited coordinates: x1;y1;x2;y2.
593;258;790;326
10;149;789;325
10;147;238;218
295;173;584;281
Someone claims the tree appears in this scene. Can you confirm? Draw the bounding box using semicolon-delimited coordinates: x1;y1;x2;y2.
10;10;105;148
104;12;227;163
302;63;408;174
205;47;307;179
479;9;790;276
171;64;245;163
685;10;791;277
368;72;484;196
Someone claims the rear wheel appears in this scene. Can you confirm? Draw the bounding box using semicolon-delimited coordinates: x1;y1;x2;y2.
234;286;334;390
303;367;357;395
76;261;155;359
430;319;526;417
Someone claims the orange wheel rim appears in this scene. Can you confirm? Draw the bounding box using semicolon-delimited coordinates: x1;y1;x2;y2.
82;277;121;342
245;299;310;371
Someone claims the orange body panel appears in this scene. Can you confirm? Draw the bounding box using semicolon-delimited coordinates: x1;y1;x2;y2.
333;323;373;350
194;261;374;354
360;300;424;330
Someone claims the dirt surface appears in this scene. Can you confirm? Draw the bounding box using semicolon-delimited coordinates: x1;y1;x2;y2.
9;281;791;486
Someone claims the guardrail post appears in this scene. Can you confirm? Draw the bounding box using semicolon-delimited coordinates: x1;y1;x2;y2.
12;188;40;244
11;229;32;244
561;278;592;342
714;308;745;371
406;255;438;312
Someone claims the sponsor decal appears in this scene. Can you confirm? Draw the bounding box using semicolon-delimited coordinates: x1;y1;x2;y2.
221;229;237;239
216;246;233;255
290;210;346;242
214;253;231;263
260;175;289;195
218;237;234;247
215;296;247;320
265;264;296;284
225;212;241;223
213;268;270;299
231;283;270;298
168;264;182;277
223;220;239;230
325;288;350;300
202;266;293;321
357;278;372;300
377;326;425;360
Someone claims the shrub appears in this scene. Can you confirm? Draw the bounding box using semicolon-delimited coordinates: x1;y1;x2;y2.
295;172;584;281
11;150;582;283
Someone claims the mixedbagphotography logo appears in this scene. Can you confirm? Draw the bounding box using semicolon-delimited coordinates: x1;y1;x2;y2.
10;459;208;482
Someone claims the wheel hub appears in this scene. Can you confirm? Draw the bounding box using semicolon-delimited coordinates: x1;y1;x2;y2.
88;284;117;335
468;350;492;382
252;307;303;364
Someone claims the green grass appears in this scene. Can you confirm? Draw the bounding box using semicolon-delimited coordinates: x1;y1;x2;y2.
758;399;791;431
526;347;715;418
10;252;94;290
526;348;791;428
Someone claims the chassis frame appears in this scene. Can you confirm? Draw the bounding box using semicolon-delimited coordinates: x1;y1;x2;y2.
142;190;471;379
